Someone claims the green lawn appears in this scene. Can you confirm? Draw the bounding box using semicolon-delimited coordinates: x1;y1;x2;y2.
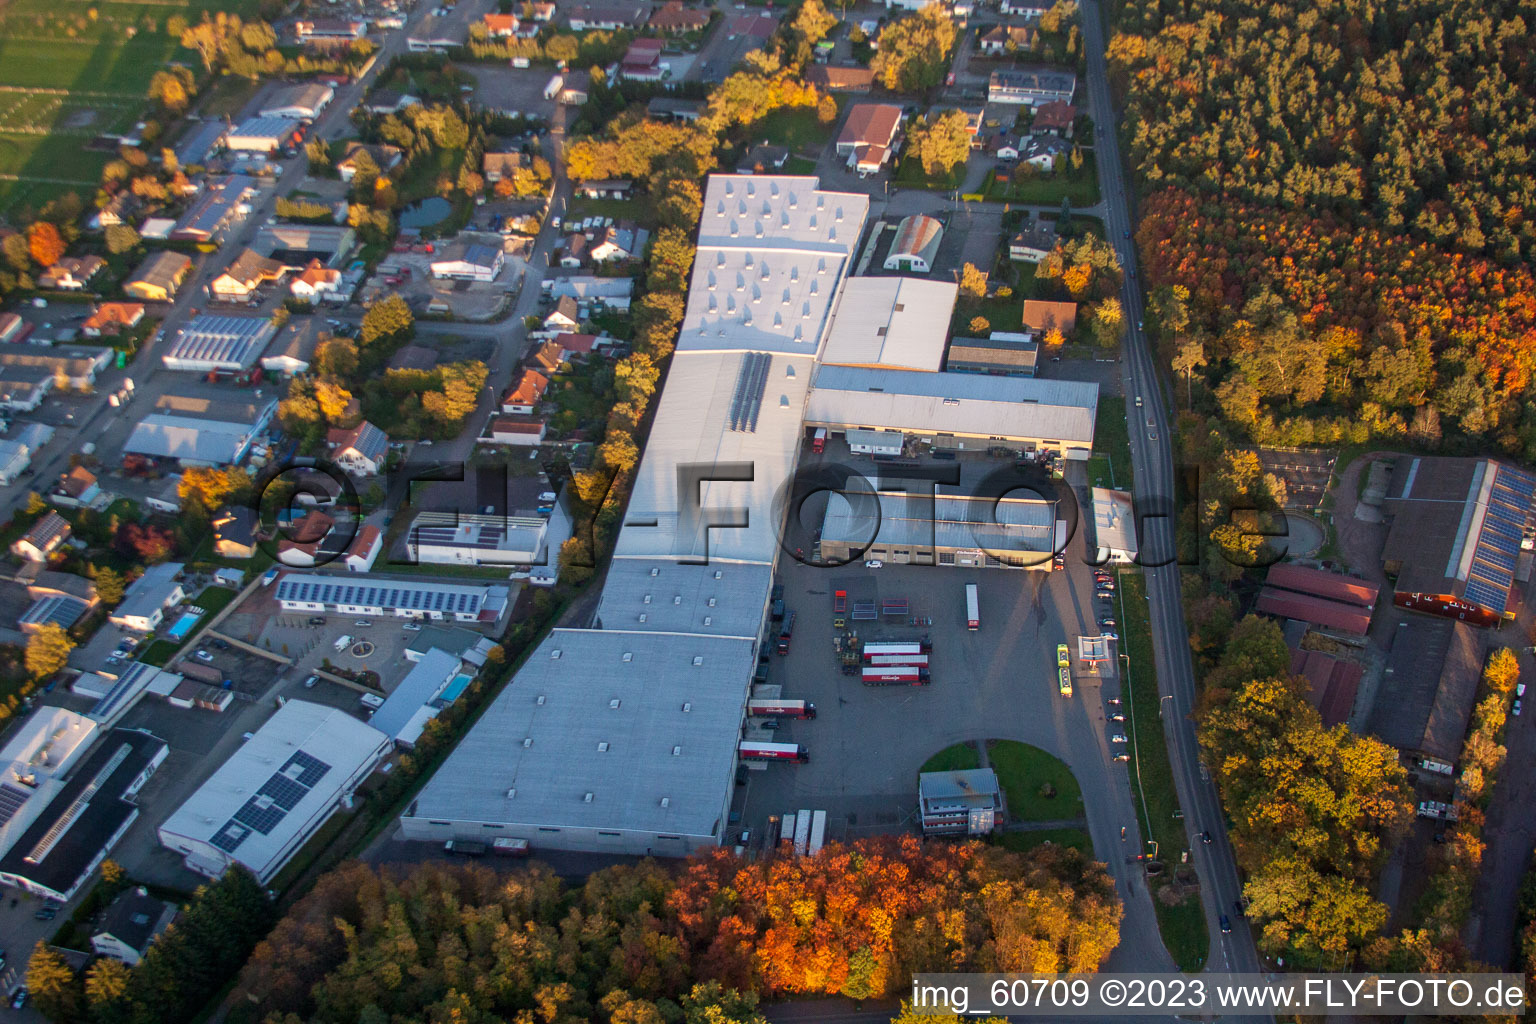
1093;395;1132;490
921;742;982;774
894;156;964;192
784;155;817;175
138;639;180;667
193;584;239;618
985;151;1101;206
997;827;1092;855
987;739;1083;822
749;106;834;154
1116;572;1209;971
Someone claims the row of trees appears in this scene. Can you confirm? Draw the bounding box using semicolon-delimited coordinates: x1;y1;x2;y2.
1197;617;1414;966
27;868;275;1024
230;839;1121;1023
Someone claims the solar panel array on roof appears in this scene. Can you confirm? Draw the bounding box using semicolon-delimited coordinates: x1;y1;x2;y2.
412;523;509;549
276;577;486;614
1462;465;1535;615
211;750;333;854
728;351;771;432
0;783;28;827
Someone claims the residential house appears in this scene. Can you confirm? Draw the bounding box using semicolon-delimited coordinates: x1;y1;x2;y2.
649;1;708;31
619;37;666;81
225;116;300;154
0;439;33;484
589;222;648;262
1009;221;1057;262
11;512;71;562
81;303;145;338
988;132;1022;161
1019;134;1069;170
483;12;520;35
275;509;340;567
525;1;556;19
566;2;652;31
979;23;1036;54
501;368;550;415
1030;100;1075;136
91;888;176;967
988;68;1077;106
559;233;589;267
337;142;403;182
39;256;105;292
295;18;367;44
999;0;1050;15
89;193;138;232
20;571;98;634
210;249;287;301
573;179;632;200
542;295;581;333
360;89;419;115
429;243;504;281
109;562;185;632
327;420;389;476
836;104;903;175
49;466;101;509
212;506;259;559
736;144;789;174
554;332;603;358
260;321;319;375
289;259;342;300
529;339;567;374
546;275;633;310
490;415;547;446
647;97;705;122
1021;299;1077;334
124;251;192;302
346;524;382;573
806;65;876;91
482;151;525;183
145;476;182;514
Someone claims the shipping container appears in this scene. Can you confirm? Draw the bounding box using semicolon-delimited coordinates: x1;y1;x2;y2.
794;808;812;856
739;740;808;762
746;699;817;719
808;809;827;854
861;666;930;686
965;583;980;630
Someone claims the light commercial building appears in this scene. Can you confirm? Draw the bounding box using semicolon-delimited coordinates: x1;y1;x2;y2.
883;215;943;273
821;276;955;372
370;647;462;747
819;491;1062;568
805;365;1098;458
160;315;276;373
274;573;512;624
0;729;167;902
157;700;388;884
988;68;1078;107
1091;487;1138;564
406;510;554;567
124;397;277;466
918;769;1002;835
0;708;98;862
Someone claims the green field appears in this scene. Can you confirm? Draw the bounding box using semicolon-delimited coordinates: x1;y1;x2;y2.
0;0;259;212
997;827;1092;855
920;741;982;774
987;739;1085;822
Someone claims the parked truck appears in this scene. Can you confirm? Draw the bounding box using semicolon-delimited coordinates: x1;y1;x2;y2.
811;427;827;453
739;740;809;762
862;665;930;686
444;840;488;856
179;661;229;687
492;837;531;856
776;611;796;655
746;699;817;719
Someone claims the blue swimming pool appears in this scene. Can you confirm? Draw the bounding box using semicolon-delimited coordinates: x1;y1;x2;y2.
165;612;200;640
440;673;474;704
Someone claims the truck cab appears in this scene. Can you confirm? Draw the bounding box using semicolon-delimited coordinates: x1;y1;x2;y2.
811;427;827;453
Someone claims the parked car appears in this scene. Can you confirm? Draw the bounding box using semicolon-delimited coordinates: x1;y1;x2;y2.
1113;753;1130;762
33;907;55;921
1098;617;1117;628
864;560;883;568
10;987;26;1010
403;622;423;631
194;650;213;663
1109;713;1125;722
304;675;318;689
1219;914;1231;934
1106;697;1122;705
1097;580;1116;591
1514;699;1523;717
1109;733;1127;744
210;638;229;650
1201;830;1213;844
1100;631;1119;640
354;620;373;628
307;616;326;626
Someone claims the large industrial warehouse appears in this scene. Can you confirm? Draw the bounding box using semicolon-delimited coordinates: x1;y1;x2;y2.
160;315;276;373
402;172;1099;856
402;175;869;855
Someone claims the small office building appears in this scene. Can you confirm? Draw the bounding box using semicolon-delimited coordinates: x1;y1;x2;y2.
918;769;1002;835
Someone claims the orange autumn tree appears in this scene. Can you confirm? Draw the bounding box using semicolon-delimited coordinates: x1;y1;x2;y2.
233;839;1123;1024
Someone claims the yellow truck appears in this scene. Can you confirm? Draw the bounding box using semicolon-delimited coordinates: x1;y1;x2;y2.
1056;643;1073;697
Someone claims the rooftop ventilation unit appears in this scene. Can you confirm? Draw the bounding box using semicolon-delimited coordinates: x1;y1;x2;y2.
550;649;561;659
693;656;704;666
609;698;622;708
536;694;546;705
597;742;609;752
522;737;533;747
660;797;670;808
583;792;594;803
682;701;692;712
672;745;682;756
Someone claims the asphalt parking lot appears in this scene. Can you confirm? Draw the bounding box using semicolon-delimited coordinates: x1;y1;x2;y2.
738;508;1129;849
219;588;421;694
463;65;560;120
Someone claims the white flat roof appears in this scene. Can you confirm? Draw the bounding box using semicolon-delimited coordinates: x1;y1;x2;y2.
158;700;386;878
617;350;814;563
821;277;956;372
595;558;772;638
807;365;1099;446
678;175;869;358
404;629;753;839
822;491;1058;553
0;708;98;859
1092;487;1138;556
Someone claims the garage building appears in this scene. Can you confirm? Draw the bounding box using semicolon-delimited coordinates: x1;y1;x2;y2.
821;277;954;372
158;701;389;884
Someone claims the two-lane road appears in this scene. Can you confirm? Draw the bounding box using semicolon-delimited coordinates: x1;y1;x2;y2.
1077;0;1271;996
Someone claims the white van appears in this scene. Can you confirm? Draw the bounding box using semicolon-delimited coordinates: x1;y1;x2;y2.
359;692;384;711
333;634;353;652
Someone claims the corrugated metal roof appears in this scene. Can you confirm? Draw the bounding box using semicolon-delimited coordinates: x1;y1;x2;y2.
821;491;1056;553
1265;564;1379;607
806;365;1098;446
1254;588;1373;635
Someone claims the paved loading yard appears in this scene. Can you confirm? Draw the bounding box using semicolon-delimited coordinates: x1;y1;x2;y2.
739;551;1176;969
